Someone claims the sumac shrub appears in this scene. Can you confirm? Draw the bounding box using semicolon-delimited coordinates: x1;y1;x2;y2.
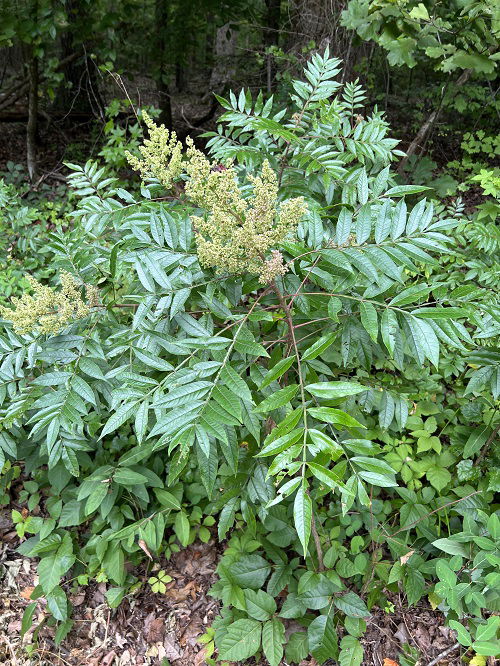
1;51;499;662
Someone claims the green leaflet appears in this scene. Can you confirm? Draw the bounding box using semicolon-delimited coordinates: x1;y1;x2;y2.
218;619;262;662
259;356;296;389
254;384;299;413
294;481;312;557
305;381;366;400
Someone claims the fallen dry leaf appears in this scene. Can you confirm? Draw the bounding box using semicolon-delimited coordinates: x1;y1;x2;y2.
165;580;198;602
383;659;399;666
400;550;415;565
20;586;34;600
100;651;117;665
194;646;209;666
144;614;165;643
164;631;182;661
138;539;153;560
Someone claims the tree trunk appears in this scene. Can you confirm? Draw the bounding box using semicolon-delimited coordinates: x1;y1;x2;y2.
55;0;103;117
155;0;172;129
264;0;281;92
26;49;38;181
397;69;472;175
208;23;237;95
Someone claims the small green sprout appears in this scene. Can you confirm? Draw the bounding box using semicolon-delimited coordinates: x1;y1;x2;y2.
148;569;173;594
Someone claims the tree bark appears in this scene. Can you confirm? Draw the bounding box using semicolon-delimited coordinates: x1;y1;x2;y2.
55;0;103;117
26;49;38;182
209;23;237;95
264;0;281;92
155;0;172;129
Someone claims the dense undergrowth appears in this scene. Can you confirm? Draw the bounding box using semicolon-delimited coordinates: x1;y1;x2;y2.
0;52;499;664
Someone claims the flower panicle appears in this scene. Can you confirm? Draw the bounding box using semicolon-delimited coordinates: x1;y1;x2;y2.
126;115;307;283
0;271;99;334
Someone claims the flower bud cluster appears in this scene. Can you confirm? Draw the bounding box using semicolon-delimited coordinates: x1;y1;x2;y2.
126;115;306;282
0;271;99;334
125;111;184;190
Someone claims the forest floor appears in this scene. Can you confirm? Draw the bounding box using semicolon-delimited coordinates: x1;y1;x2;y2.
0;509;465;666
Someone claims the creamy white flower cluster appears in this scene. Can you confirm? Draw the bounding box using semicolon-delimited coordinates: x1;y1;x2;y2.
126;116;307;283
0;271;98;334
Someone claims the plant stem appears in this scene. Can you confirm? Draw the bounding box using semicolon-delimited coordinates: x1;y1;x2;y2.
271;279;325;570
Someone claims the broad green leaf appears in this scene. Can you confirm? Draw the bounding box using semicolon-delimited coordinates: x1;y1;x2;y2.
113;468;149;486
244;589;277;621
385;185;430;197
308;429;344;459
85;483;109;515
448;620;472;647
380;308;398;355
389;284;430;307
154;488;182;510
339;635;363;666
285;631;309;664
262;618;285;666
257;428;304;457
218;619;262;662
259;356;296;389
174;511;191;547
232;554;271;590
302;332;337;360
100;402;138;439
432;538;469;557
46;586;68;621
426;466;451;492
308;614;338;663
463;427;489;458
134;400;149;445
21;603;37;637
334;592;369;618
308;462;352;493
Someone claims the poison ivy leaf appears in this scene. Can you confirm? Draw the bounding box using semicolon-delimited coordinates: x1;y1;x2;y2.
244;589;277;621
46;586;67;621
334;592;369;618
232;554;271;590
262;617;285;666
285;631;309;664
308;614;338;663
21;602;37;638
218;618;262;662
339;635;363;666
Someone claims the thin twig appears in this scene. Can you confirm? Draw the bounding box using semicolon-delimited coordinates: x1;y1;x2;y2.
426;642;460;666
476;423;500;465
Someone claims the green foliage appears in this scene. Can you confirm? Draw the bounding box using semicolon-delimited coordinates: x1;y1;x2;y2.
0;174;67;303
341;0;499;75
0;51;499;662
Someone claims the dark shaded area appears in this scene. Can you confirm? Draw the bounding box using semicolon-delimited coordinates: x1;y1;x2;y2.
0;0;497;184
